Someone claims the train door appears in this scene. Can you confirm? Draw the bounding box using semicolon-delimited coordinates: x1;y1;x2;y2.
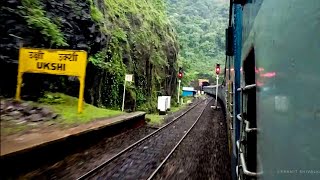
237;48;261;179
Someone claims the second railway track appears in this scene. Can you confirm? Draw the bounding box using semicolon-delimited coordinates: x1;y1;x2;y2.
78;97;212;180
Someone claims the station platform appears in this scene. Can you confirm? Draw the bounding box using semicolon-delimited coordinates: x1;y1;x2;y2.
0;111;146;176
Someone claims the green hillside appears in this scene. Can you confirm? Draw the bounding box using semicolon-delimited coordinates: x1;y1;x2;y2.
1;0;179;112
166;0;229;84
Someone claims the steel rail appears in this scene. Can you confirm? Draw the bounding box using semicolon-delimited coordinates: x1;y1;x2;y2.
77;98;206;180
147;98;212;180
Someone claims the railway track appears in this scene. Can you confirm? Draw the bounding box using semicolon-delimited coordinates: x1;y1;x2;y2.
77;97;212;180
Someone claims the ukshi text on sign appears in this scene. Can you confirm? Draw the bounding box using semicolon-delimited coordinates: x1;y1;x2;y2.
19;48;87;76
16;48;87;113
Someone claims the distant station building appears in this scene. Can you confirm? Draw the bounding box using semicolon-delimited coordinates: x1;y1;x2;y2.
182;87;196;97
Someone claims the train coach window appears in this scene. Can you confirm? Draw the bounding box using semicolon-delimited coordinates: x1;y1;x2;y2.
243;49;256;89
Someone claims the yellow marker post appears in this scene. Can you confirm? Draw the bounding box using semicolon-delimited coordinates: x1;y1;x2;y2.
15;72;23;101
16;48;24;101
78;76;86;113
16;48;87;113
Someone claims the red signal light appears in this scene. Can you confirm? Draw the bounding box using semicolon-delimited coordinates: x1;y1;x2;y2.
216;64;220;75
178;67;183;79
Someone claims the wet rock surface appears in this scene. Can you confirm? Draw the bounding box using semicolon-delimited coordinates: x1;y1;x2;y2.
154;100;231;180
0;99;58;124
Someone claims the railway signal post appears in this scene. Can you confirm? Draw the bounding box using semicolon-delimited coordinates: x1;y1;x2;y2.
177;67;183;104
212;64;220;109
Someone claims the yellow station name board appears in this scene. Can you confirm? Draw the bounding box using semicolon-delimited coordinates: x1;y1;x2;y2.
18;48;87;76
16;48;88;113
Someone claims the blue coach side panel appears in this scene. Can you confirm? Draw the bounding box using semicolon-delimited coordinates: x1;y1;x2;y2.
241;0;320;179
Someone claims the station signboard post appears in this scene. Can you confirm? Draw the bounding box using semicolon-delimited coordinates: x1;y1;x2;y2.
16;48;87;113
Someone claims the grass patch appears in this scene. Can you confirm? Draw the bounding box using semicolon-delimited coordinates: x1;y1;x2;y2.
39;93;124;125
170;103;186;113
0;93;123;137
1;122;28;136
146;98;194;126
170;96;194;112
145;114;164;125
180;96;194;104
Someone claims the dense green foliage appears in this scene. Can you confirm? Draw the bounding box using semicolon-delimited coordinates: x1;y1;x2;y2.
1;0;178;112
19;0;68;46
1;0;228;112
84;0;179;111
166;0;228;85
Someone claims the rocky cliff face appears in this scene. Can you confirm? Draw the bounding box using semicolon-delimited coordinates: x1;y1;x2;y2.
1;0;179;111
